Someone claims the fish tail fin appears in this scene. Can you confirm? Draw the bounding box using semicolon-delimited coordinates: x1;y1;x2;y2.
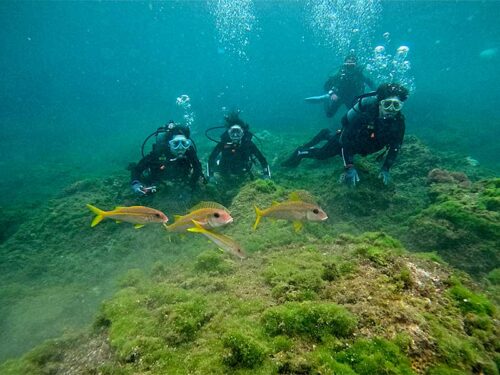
187;220;207;234
253;206;263;230
86;204;106;227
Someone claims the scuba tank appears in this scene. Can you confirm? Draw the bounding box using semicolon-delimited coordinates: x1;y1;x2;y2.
351;91;377;111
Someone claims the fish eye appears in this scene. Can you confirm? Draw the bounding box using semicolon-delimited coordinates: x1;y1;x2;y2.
155;213;161;218
213;212;220;218
313;209;319;214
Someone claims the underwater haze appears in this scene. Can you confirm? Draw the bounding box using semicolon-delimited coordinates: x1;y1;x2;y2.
0;0;499;368
1;1;499;207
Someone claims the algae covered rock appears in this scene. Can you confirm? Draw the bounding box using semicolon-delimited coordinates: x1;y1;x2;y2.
1;134;498;374
409;176;500;276
262;301;357;339
1;231;498;375
222;331;267;368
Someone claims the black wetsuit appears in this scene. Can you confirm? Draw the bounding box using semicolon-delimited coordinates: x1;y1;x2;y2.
323;66;376;118
284;67;377;164
131;144;203;188
297;97;405;171
207;131;269;178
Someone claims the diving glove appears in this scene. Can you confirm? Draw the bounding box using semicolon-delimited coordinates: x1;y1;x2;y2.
339;166;360;187
262;166;272;180
378;169;391;185
131;180;157;195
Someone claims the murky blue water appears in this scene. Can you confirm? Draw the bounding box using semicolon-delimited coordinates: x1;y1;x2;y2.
0;0;498;361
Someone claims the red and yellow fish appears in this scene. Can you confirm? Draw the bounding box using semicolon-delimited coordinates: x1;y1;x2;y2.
187;220;246;259
253;191;328;232
86;204;168;229
165;201;233;233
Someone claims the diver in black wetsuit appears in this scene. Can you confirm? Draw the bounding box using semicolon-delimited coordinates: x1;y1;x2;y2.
281;83;409;186
322;53;376;118
130;121;204;195
283;54;375;167
207;111;270;184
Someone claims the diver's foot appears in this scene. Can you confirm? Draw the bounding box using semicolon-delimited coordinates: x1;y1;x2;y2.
281;149;306;168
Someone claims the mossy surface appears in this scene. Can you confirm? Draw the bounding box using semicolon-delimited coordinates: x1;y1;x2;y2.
262;301;357;339
2;227;498;374
408;176;500;276
0;134;498;373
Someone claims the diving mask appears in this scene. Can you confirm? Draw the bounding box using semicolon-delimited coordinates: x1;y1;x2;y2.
169;135;191;155
380;98;403;112
228;125;244;143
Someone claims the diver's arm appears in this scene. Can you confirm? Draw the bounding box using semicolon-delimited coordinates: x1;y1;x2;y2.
382;119;405;171
339;112;362;167
323;75;339;93
130;154;158;194
187;148;204;182
131;154;152;183
250;142;268;169
363;74;376;90
207;143;223;177
250;142;271;178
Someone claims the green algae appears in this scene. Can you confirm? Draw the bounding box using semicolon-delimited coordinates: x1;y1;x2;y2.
1;229;498;374
354;232;405;266
487;268;500;285
222;331;268;368
0;134;499;373
333;338;415;375
194;250;233;275
262;301;357;339
448;283;495;316
262;249;326;302
409;176;500;276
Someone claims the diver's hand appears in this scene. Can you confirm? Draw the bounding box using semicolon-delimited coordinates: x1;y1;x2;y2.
142;185;157;195
261;167;271;180
378;169;391;185
328;89;338;102
339;166;360;187
131;180;146;195
131;180;156;195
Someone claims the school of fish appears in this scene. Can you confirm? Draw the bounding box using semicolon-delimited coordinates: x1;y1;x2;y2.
86;191;328;258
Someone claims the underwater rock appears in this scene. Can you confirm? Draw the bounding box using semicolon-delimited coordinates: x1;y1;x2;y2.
2;232;498;374
0;133;498;372
427;168;470;187
409;177;499;276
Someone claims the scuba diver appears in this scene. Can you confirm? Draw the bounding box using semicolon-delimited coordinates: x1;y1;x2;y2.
281;83;409;186
206;111;270;184
283;53;376;167
320;53;376;118
130;120;204;195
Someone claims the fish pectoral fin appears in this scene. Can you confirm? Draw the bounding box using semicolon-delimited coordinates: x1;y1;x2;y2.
115;220;122;224
134;224;145;229
293;221;303;232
